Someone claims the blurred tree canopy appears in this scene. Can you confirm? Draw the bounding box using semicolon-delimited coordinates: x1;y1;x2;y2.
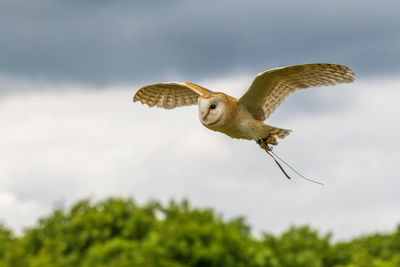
0;197;399;267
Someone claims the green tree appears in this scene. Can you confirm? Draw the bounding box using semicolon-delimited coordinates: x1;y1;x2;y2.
13;198;261;266
0;223;13;267
330;225;400;267
20;197;157;266
0;197;399;266
259;225;331;267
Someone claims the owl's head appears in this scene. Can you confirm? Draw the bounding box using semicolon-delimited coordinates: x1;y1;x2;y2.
198;93;235;127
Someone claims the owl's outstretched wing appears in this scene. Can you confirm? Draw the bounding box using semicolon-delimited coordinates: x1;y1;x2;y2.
133;82;213;109
238;63;355;121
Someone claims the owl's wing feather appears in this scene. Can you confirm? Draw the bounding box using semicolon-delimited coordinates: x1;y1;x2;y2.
133;82;213;109
238;63;355;120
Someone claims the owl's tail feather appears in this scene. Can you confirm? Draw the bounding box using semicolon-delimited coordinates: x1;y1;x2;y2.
268;126;292;139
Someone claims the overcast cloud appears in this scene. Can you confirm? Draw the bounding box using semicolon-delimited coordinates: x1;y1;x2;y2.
0;0;399;88
1;76;399;239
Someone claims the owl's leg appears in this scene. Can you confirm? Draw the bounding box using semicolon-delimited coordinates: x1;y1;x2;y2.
257;135;278;150
257;125;290;150
266;135;278;145
256;136;277;151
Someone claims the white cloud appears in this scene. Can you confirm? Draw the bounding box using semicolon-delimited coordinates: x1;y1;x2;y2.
0;76;399;240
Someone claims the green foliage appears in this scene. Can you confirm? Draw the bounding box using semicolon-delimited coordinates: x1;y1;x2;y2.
329;225;400;267
260;226;332;267
0;197;399;266
0;224;12;259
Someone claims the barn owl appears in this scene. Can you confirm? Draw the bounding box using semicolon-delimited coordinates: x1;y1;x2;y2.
133;63;355;179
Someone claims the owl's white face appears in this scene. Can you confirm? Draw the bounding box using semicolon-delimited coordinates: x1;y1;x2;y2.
198;96;225;127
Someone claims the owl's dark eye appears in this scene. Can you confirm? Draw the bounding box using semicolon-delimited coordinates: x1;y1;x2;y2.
210;104;216;109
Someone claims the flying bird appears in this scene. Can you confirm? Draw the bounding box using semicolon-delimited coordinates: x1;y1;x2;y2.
133;63;355;181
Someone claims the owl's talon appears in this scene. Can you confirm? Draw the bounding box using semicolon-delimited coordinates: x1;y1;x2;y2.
256;139;264;145
257;138;274;151
257;134;278;146
266;135;278;146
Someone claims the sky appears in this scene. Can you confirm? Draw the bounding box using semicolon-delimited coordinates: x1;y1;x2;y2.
1;0;400;240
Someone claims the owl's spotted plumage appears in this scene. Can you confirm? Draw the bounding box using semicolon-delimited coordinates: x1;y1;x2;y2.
133;82;211;109
133;63;355;147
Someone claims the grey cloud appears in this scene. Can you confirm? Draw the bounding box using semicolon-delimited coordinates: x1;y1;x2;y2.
0;0;399;87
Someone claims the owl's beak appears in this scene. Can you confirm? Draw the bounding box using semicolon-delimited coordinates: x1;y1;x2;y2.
198;101;209;125
201;110;210;122
200;112;212;126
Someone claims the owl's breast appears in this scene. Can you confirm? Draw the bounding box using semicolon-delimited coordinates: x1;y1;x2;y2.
205;104;261;140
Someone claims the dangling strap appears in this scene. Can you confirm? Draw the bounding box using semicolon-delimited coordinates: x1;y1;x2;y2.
258;140;324;185
265;150;291;180
270;150;324;185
